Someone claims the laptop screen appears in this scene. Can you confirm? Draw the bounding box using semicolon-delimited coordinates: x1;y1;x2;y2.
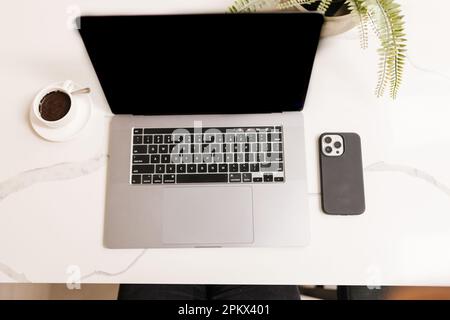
79;13;323;115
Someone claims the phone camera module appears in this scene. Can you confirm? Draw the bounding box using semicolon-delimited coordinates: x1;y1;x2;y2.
325;146;332;154
324;136;332;144
334;141;342;148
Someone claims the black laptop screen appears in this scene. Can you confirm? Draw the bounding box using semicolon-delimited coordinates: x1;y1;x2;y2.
79;14;323;115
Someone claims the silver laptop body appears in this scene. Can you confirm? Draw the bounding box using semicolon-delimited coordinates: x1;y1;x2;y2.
78;13;323;248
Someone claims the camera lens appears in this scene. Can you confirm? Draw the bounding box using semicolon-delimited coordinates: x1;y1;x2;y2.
325;146;332;153
324;136;332;144
334;141;342;148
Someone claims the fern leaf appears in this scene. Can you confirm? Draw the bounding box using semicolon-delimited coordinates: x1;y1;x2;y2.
345;0;369;49
228;0;277;12
370;0;407;99
277;0;318;10
317;0;332;14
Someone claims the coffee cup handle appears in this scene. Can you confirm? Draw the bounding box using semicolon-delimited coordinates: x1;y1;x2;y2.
62;80;75;93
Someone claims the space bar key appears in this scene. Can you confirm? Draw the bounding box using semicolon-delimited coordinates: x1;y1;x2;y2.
176;174;228;183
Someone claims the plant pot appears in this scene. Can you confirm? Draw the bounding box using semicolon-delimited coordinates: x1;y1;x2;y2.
286;0;360;37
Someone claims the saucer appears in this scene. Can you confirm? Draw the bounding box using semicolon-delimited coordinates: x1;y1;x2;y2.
30;82;93;142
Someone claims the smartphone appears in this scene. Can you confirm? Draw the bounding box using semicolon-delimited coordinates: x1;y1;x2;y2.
319;132;365;215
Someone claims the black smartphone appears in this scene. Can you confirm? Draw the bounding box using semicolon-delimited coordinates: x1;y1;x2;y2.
319;132;365;215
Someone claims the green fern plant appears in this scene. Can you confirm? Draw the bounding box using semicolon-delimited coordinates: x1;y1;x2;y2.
228;0;407;99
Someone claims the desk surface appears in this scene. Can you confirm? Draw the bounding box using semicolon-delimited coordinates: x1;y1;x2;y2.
1;0;450;285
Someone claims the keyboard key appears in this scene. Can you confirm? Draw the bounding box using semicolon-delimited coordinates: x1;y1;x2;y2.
235;153;244;162
210;143;220;153
223;143;232;153
274;177;284;182
174;134;183;143
133;135;143;144
264;174;273;182
272;143;282;152
184;135;193;143
204;134;214;143
150;155;160;163
194;134;203;143
245;153;254;162
158;145;169;153
133;155;149;164
229;163;239;172
247;133;257;142
208;164;218;173
236;134;245;142
261;143;271;152
161;154;170;163
169;144;177;153
198;164;207;173
276;163;284;171
148;145;158;153
171;154;181;163
239;163;249;172
164;135;173;144
177;164;186;173
193;154;202;163
251;143;259;152
203;154;212;163
213;154;223;163
142;175;152;184
131;175;141;184
166;164;176;173
179;144;189;153
258;133;267;142
225;134;235;143
192;144;200;153
272;133;282;142
144;135;153;144
229;173;241;182
243;173;252;182
219;164;228;172
260;162;283;172
253;177;263;183
177;174;228;183
243;143;250;152
133;128;143;135
187;164;197;173
260;162;273;172
250;163;260;172
154;135;163;144
216;134;224;143
163;174;176;183
182;154;193;163
156;164;165;174
143;128;153;134
133;145;147;154
153;174;162;184
257;153;264;162
271;153;283;161
225;153;233;163
132;165;154;174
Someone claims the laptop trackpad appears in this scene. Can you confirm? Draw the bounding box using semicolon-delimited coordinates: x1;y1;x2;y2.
162;187;254;245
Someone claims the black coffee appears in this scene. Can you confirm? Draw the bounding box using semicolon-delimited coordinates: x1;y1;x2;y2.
39;91;71;121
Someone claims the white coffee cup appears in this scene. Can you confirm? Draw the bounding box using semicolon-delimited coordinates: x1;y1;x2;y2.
32;80;78;128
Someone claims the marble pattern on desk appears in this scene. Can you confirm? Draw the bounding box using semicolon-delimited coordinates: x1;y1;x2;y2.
0;154;108;201
1;155;449;282
0;154;108;282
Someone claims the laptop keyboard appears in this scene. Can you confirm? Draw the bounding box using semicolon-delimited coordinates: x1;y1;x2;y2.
130;126;285;184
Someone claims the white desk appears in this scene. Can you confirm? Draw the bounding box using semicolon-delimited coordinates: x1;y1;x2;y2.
1;0;450;286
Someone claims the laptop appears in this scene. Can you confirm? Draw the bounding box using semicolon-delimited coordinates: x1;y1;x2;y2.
79;13;323;248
